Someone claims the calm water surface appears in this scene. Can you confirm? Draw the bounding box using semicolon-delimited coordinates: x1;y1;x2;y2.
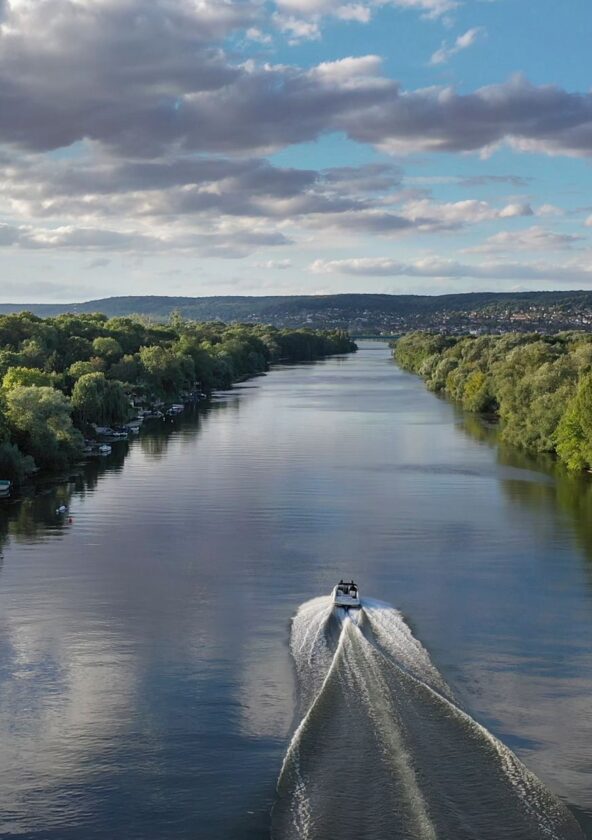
1;342;591;838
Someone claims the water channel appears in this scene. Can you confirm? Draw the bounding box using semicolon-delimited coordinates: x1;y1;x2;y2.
0;342;591;839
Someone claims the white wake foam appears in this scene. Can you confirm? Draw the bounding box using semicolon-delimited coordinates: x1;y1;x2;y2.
272;595;583;840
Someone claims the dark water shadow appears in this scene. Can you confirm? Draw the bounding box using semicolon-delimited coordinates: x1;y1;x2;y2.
455;408;592;587
0;399;233;562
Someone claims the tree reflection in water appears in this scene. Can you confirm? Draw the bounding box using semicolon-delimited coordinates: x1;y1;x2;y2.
457;407;592;586
0;399;228;554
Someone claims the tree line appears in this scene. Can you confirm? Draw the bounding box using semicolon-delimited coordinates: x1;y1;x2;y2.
393;331;592;471
0;312;355;482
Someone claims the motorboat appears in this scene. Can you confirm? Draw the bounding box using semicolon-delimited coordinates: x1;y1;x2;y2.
110;426;130;438
332;580;361;609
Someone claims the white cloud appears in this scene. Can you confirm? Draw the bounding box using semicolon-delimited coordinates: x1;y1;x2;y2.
309;55;387;88
379;0;458;20
309;255;592;284
536;204;565;217
274;0;456;27
246;27;273;44
430;26;485;65
0;6;590;162
498;202;533;218
464;226;584;254
274;0;334;12
273;12;321;40
0;2;589;163
0;0;589;296
347;74;592;159
401;198;533;227
0;219;292;258
335;4;372;21
253;259;293;269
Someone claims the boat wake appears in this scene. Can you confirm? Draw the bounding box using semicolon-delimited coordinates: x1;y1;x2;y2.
272;596;583;840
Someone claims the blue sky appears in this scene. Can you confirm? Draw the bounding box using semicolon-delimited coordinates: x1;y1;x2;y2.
0;0;591;301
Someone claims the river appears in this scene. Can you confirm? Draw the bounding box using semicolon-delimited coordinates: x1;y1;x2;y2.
0;341;591;839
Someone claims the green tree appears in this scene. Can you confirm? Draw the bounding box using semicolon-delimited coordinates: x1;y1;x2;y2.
462;370;495;413
2;367;52;391
0;314;355;475
92;336;123;362
68;360;98;380
108;354;141;383
60;335;94;368
555;373;592;470
71;373;130;425
139;345;192;396
5;386;83;470
18;338;48;369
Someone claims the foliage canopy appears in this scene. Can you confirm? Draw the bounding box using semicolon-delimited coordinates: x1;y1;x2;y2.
0;312;355;481
394;331;592;471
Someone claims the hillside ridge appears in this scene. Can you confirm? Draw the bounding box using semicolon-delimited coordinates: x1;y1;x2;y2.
2;291;592;333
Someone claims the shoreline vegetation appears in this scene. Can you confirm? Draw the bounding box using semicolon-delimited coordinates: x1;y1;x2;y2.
393;331;592;472
0;312;356;487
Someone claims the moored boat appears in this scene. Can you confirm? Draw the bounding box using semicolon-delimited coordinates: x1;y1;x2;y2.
0;479;12;498
139;408;164;420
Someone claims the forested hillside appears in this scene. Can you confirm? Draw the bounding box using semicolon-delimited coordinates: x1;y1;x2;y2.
394;331;592;471
0;312;355;482
2;291;592;333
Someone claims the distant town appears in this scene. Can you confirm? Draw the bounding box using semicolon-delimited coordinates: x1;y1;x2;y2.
2;291;592;335
274;302;592;335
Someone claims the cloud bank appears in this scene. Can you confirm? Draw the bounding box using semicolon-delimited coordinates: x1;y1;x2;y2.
0;1;590;159
310;256;592;284
0;0;590;296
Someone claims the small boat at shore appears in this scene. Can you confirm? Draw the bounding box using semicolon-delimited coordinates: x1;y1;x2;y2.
139;409;164;420
0;479;12;498
93;425;127;439
332;580;361;609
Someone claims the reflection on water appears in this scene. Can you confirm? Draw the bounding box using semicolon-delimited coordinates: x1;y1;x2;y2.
454;410;592;833
0;345;591;839
0;402;229;548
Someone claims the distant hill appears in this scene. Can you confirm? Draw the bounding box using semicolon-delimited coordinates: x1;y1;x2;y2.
2;292;592;333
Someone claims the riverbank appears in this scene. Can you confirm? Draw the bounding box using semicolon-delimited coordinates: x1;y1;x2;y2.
393;331;592;472
0;312;356;489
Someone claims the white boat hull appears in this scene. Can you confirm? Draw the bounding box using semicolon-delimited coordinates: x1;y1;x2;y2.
332;586;361;609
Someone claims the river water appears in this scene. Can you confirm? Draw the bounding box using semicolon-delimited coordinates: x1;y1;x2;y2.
0;341;591;839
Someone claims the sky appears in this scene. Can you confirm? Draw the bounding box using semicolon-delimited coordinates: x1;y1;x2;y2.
0;0;591;302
